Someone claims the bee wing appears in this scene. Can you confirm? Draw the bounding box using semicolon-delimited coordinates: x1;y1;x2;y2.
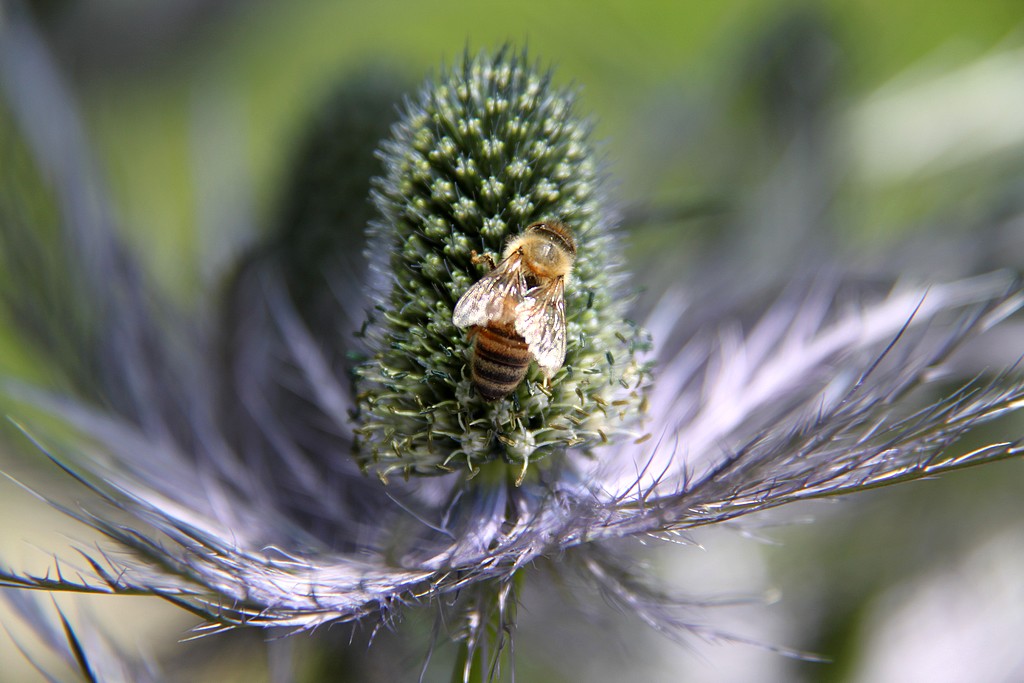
452;252;526;328
514;277;567;377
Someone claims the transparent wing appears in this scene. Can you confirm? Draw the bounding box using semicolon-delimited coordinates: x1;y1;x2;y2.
514;277;567;377
452;252;526;328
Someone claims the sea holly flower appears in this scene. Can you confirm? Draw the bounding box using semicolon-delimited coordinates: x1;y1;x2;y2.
353;46;652;481
1;8;1024;682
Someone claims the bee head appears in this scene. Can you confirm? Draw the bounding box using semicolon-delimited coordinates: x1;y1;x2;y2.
526;221;576;256
508;221;575;281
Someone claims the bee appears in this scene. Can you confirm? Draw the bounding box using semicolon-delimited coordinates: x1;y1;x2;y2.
452;221;576;400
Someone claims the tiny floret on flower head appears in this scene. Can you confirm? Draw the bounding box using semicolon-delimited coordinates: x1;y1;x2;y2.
354;47;652;480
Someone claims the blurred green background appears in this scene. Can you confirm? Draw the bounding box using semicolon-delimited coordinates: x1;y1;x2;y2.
29;0;1024;294
3;0;1024;680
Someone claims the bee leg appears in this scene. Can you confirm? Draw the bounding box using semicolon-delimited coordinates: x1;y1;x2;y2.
514;455;529;487
470;250;497;271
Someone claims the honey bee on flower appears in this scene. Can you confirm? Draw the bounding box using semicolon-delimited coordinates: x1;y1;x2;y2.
452;220;575;400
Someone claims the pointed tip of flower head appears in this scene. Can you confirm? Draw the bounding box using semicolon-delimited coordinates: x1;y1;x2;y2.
353;47;652;479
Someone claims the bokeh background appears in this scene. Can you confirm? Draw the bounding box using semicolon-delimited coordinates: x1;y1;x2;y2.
2;1;1024;681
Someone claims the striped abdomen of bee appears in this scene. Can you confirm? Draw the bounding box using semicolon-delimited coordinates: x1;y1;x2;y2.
468;323;532;401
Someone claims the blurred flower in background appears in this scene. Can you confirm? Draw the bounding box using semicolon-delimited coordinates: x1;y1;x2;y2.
2;1;1024;682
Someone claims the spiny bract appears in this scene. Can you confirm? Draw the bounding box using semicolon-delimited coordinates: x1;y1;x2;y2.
354;48;652;480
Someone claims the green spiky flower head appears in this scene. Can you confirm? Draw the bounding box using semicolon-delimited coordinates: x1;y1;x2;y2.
354;48;651;480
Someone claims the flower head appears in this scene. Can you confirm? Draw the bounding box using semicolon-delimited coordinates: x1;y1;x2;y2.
354;48;651;480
